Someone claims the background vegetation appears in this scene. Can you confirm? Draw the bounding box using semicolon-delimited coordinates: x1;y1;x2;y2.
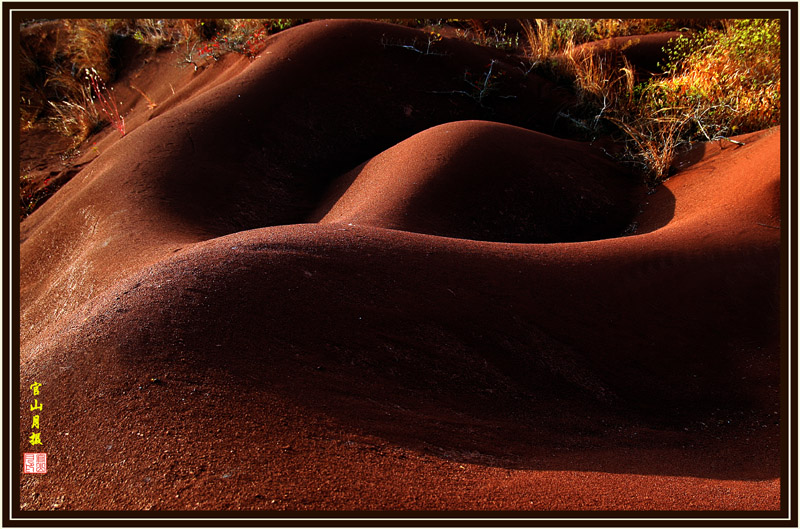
19;17;781;216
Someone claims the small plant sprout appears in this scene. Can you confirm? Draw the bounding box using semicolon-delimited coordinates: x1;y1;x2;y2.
85;68;125;137
380;31;447;56
130;84;157;109
179;40;203;70
465;60;500;105
430;60;516;107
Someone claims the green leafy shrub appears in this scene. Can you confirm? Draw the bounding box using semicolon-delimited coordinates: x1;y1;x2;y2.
608;18;781;182
643;18;780;141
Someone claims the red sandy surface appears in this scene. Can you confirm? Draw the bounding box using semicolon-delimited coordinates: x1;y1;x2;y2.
18;19;781;513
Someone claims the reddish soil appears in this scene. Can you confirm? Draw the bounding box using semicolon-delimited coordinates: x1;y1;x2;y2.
18;20;781;513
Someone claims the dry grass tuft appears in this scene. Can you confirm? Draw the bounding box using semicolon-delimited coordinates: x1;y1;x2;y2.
65;19;113;80
521;19;570;64
46;87;103;142
20;17;781;188
607;113;691;186
514;18;781;184
618;18;781;182
565;46;635;112
644;19;781;137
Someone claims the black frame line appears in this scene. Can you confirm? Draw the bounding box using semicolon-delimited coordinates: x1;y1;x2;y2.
4;2;796;526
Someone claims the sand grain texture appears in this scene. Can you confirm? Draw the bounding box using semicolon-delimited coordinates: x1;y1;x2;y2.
19;20;781;512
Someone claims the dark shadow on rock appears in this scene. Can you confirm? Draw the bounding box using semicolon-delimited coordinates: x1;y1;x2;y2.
632;181;677;234
126;20;578;238
93;228;779;482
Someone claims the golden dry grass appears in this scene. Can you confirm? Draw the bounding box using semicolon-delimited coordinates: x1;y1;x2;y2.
20;17;781;185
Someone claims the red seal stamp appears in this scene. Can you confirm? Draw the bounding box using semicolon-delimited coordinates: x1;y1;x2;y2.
23;453;46;474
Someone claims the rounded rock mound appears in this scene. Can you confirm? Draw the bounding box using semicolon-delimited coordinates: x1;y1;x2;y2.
313;120;643;243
